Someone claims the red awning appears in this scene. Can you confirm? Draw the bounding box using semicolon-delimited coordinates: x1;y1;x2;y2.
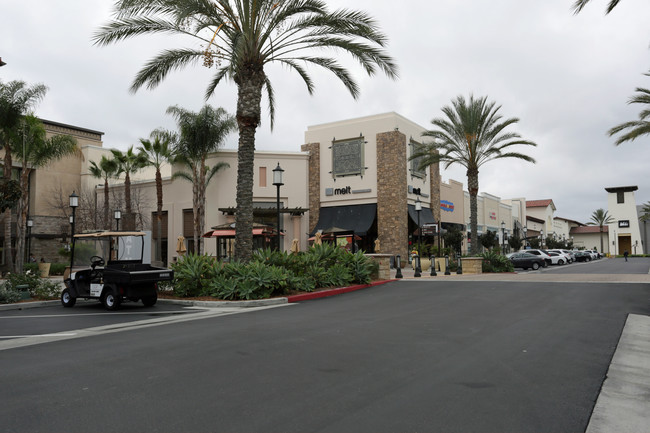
203;228;283;238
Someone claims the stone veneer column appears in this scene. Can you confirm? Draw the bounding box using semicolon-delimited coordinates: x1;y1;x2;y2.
376;131;408;261
429;155;441;227
300;142;320;233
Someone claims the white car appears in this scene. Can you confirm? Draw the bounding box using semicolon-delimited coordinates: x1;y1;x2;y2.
547;251;568;265
585;250;600;260
547;249;573;263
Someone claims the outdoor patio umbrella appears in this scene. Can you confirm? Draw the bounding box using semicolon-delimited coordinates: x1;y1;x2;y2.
176;236;187;256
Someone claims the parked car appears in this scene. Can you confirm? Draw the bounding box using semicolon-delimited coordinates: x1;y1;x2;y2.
573;251;592;262
546;251;567;265
585;250;600;260
547;249;573;263
509;252;546;270
520;249;551;267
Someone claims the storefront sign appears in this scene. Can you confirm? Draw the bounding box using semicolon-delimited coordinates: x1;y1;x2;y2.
619;220;630;228
325;186;371;196
441;200;454;212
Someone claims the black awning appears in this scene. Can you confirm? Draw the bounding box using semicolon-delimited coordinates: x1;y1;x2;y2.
311;204;377;236
408;204;436;226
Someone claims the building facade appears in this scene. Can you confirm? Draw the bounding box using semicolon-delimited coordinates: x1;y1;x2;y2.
606;186;644;255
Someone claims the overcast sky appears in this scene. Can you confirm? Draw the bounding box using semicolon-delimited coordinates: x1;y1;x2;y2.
3;0;650;223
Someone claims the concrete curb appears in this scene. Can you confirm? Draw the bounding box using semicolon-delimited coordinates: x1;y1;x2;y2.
0;300;59;311
157;298;288;308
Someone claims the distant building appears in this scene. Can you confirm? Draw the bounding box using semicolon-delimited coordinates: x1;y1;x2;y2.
606;186;644;255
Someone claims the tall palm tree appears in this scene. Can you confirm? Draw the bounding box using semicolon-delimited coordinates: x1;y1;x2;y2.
0;80;47;271
608;72;650;145
138;132;174;262
411;94;537;255
164;104;235;255
89;155;119;229
13;114;78;272
587;208;614;254
572;0;622;14
111;146;148;230
94;0;398;262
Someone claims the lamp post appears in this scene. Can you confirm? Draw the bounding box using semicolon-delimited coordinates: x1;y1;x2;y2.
26;217;33;262
273;162;284;252
69;192;79;270
114;209;122;231
540;229;544;248
414;197;422;277
501;221;506;255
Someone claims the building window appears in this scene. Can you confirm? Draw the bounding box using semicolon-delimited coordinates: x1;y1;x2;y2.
259;166;267;187
617;192;624;204
332;137;364;178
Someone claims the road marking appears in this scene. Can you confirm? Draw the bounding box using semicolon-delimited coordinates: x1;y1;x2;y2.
0;310;203;319
0;333;77;338
0;304;291;351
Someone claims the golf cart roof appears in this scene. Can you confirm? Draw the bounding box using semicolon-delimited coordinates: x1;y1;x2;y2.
73;231;146;238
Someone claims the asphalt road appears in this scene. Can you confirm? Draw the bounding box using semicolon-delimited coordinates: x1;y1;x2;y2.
1;276;649;432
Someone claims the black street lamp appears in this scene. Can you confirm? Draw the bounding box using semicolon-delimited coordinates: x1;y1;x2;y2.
540;229;544;248
414;197;422;277
114;209;122;231
501;221;506;255
273;163;284;252
26;217;33;262
69;192;79;270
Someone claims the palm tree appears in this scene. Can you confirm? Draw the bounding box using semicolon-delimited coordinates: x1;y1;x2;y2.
411;94;537;255
572;0;622;14
93;0;398;262
164;104;235;255
0;80;47;271
111;146;148;230
588;208;614;254
89;155;119;229
138;132;174;262
608;72;650;145
13;114;78;272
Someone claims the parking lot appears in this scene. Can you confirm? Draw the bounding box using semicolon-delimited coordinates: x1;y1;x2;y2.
1;260;649;432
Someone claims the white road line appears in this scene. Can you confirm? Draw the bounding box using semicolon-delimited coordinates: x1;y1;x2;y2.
0;333;77;338
0;309;206;319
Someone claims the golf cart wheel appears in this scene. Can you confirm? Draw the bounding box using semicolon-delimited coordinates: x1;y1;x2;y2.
532;262;540;270
61;289;76;308
142;292;157;307
102;290;121;311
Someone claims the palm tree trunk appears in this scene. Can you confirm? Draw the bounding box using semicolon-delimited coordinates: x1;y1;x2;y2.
3;150;14;272
196;159;207;256
104;179;110;230
234;71;265;263
15;166;29;273
192;165;200;255
155;169;162;263
124;173;132;230
600;226;604;254
467;167;480;256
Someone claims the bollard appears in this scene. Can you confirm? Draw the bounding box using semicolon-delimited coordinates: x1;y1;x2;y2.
430;255;437;276
444;254;451;275
456;254;463;274
414;254;421;278
395;255;403;278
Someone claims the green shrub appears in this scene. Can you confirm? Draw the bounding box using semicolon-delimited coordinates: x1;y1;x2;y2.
0;286;21;304
480;250;514;273
4;270;41;292
50;263;67;276
31;279;62;300
170;253;218;297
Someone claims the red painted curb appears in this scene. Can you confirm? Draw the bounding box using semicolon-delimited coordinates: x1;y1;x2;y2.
286;279;396;303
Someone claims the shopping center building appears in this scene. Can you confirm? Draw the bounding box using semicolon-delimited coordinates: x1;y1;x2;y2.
9;113;647;268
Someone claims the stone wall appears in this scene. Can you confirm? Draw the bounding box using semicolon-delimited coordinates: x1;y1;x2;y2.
376;131;408;261
301;142;320;233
